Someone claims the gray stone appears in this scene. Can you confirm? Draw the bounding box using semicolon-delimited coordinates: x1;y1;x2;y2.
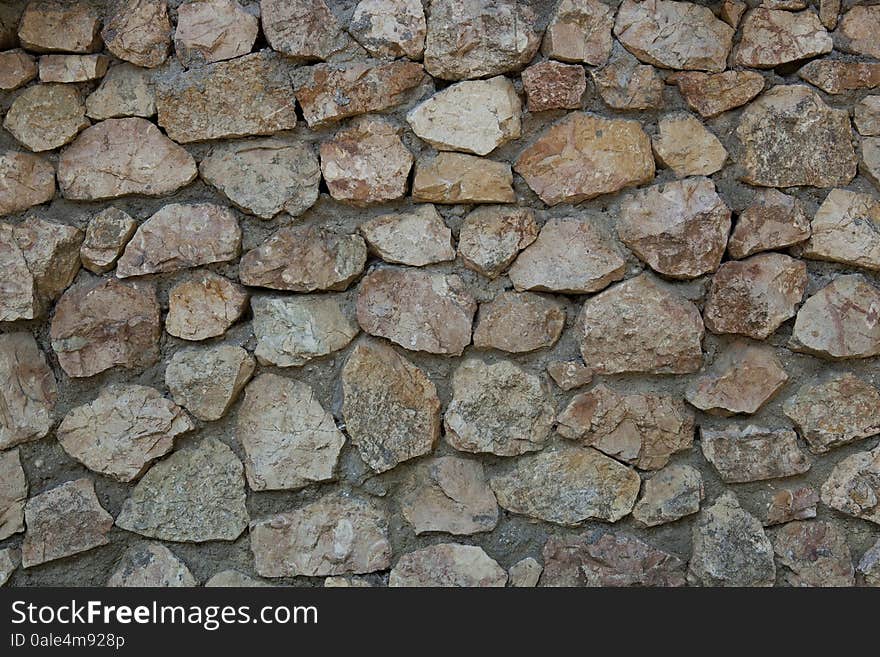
165;345;255;422
389;544;506;587
108;543;197;587
700;426;811;484
632;464;703;527
0;333;57;451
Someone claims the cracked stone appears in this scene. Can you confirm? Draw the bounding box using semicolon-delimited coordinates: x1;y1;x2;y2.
349;0;426;59
542;0;613;65
260;0;352;61
17;1;101;53
102;0;171;68
0;50;36;90
591;43;664;111
521;61;586;112
359;205;454;267
80;208;136;274
652;114;728;177
458;206;538;278
700;426;811;483
38;54;108;82
772;521;855;587
836;4;880;59
632;463;703;527
0;449;26;541
390;544;506;587
546;361;593;391
509;558;542;587
728;189;811;259
0;334;56;451
166;345;254;422
0;151;55;216
166;271;248;341
108;543;196;587
765;487;819;526
3;84;89;152
735;8;831;68
85;63;156;120
669;70;764;118
821;445;880;525
802;189;880;272
855;96;880;136
174;0;258;67
798;60;880;95
473;291;565;353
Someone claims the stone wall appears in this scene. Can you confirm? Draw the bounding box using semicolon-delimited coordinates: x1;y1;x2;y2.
1;0;879;588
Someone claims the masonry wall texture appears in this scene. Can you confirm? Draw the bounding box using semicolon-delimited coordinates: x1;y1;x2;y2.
1;0;880;587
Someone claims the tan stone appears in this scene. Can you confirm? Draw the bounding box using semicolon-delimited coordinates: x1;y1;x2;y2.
0;548;18;587
862;138;880;190
855;96;880;136
165;345;254;422
80;208;136;274
108;543;197;587
632;464;703;527
521;61;586;112
720;0;747;27
166;272;249;341
205;570;269;587
3;84;89;152
359;205;454;266
174;0;258;67
473;291;565;353
735;8;831;68
17;1;101;53
542;0;613;65
837;5;880;59
85;64;156;120
0;50;36;90
773;521;854;587
546;361;593;391
798;60;880;95
765;487;819;526
819;0;840;29
802;189;880;271
0;449;26;541
821;445;880;525
509;558;542;587
0;334;56;451
260;0;351;61
591;44;663;111
390;544;506;587
0;151;55;216
350;0;426;59
652;114;727;177
701;426;811;483
515;112;654;205
458;206;538;278
323;576;373;587
102;0;171;68
39;54;108;82
669;70;764;119
728;189;811;259
412;152;515;204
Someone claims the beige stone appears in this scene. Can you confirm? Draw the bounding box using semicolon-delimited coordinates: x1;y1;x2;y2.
821;445;880;525
108;543;197;587
0;548;18;587
0;151;55;216
542;0;613;65
350;0;426;59
765;487;819;526
3;84;89;152
720;0;747;27
728;189;811;259
802;189;880;271
0;449;26;541
412;152;515;204
652;114;727;177
205;570;269;587
390;544;506;587
260;0;351;61
0;334;56;450
102;0;171;68
837;5;880;59
861;138;880;189
38;54;108;82
591;44;663;111
359;205;454;266
855;96;880;136
521;61;586;112
80;208;136;274
701;426;811;483
174;0;258;67
819;0;840;29
632;464;703;527
0;50;36;90
17;1;101;53
798;60;880;95
165;345;255;422
509;558;542;587
669;70;764;119
773;521;854;587
85;64;156;120
546;361;593;391
166;272;249;341
473;291;565;353
735;8;831;68
458;206;538;278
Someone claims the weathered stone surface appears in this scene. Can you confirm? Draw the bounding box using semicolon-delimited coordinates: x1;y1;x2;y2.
390;544;506;587
38;54;108;82
412;152;515;204
320;117;413;205
509;217;625;293
323;576;373;587
473;291;565;353
237;373;345;490
296;60;428;128
0;449;26;541
21;479;112;568
735;85;856;188
669;70;764;118
342;339;440;473
803;189;880;272
686;341;788;416
735;8;831;68
614;0;733;72
85;63;156;120
407;76;520;156
0;548;18;586
3;84;89;152
490;444;641;525
116;438;249;542
821;445;880;525
0;3;20;50
618;177;731;279
58;118;197;200
356;268;476;355
260;0;350;61
703;253;807;340
772;521;855;587
633;464;703;527
58;384;193;483
819;0;840;29
250;493;391;577
541;533;686;587
205;570;269;587
116;203;241;278
515;112;654;205
50;279;161;378
578;274;705;375
863;138;880;189
166;345;254;422
0;334;56;450
423;0;540;80
701;426;811;483
102;0;171;68
359;206;453;266
543;0;613;65
108;543;196;587
350;0;426;59
720;0;746;27
0;151;55;216
509;558;542;587
859;540;880;586
591;44;664;111
17;1;101;53
458;206;538;278
521;60;586;112
798;60;880;95
445;358;555;457
783;374;880;454
174;0;258;67
80;208;136;274
240;226;366;292
252;295;358;367
157;52;297;143
166;272;248;341
728;189;810;259
688;492;775;586
790;275;880;359
547;361;593;391
400;456;498;535
765;487;819;526
0;50;36;90
199;139;320;219
855;96;880;136
557;384;695;471
652;114;727;177
837;4;880;59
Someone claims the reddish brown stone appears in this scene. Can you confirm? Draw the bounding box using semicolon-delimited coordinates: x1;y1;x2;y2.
799;60;880;95
728;189;811;259
669;70;764;119
521;61;586;112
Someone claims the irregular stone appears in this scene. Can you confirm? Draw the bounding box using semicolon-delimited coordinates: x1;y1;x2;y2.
819;0;840;29
821;446;880;525
489;444;641;525
341;339;440;473
3;84;89;152
199;139;320;219
836;4;880;59
102;0;171;68
614;0;733;72
703;253;808;340
260;0;351;61
237;373;345;490
205;570;269;587
508;558;542;587
390;544;506;587
423;0;540;80
0;334;56;450
0;449;26;540
165;272;249;341
240;226;366;292
108;543;196;587
85;63;156;120
174;0;258;67
669;70;764;118
50;279;161;378
802;189;880;272
445;358;555;457
458;206;538;278
400;456;498;535
521;60;586;112
546;361;593;391
864;138;880;189
0;151;55;216
412;152;514;204
250;493;391;577
323;576;373;587
356;268;476;355
790;275;880;359
855;96;880;136
540;533;686;587
0;50;36;90
652;114;727;177
156;52;297;143
320;116;413;205
735;8;831;68
735;85;856;188
618;177;731;279
359;205;454;266
116;438;249;542
686;341;788;416
591;44;664;111
165;345;255;421
349;0;426;59
578;273;704;375
557;384;695;471
773;521;855;587
632;464;703;527
473;291;565;353
58;384;193;483
859;540;880;586
515;112;654;206
252;294;358;366
58;118;197;200
728;189;811;259
720;0;746;27
38;54;108;82
0;548;18;586
542;0;613;65
407;77;520;156
700;426;811;483
509;217;625;294
17;1;101;53
783;374;880;454
688;492;775;587
765;487;819;526
80;208;136;274
798;60;880;95
21;479;112;568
